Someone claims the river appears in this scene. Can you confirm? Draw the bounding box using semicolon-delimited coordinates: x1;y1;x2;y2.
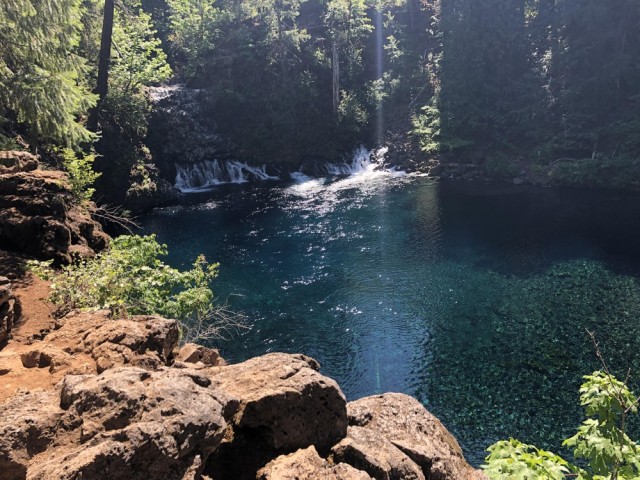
140;168;640;465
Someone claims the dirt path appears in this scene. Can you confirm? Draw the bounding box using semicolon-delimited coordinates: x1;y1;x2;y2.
0;251;65;402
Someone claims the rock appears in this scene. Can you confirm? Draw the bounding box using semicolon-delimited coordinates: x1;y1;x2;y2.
0;390;63;480
19;346;71;373
0;164;109;263
204;353;348;479
332;426;425;480
177;343;226;367
513;177;524;185
348;394;486;480
257;446;372;480
0;151;39;174
28;366;229;480
210;353;347;452
0;276;19;345
46;310;180;373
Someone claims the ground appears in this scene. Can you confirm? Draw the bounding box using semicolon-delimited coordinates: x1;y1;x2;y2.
0;250;76;402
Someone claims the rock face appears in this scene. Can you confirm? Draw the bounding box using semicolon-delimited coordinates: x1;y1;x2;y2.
348;393;487;480
0;312;483;480
146;86;236;184
0;151;109;263
0;276;20;345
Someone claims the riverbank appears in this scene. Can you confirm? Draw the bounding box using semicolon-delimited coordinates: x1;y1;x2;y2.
0;249;485;479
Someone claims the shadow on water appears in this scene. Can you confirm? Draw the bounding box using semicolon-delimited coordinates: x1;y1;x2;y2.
141;178;640;466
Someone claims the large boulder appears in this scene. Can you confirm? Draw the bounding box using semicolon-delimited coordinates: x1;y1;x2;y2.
0;151;38;174
204;353;348;479
332;426;425;480
44;310;180;373
0;155;109;263
348;393;486;480
257;446;372;480
27;367;230;480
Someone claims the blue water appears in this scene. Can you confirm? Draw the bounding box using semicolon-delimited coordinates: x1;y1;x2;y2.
140;173;640;465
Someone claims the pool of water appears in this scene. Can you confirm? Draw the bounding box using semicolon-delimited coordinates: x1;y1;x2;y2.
140;173;640;465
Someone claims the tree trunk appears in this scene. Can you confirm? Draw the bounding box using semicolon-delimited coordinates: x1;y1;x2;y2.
332;42;340;116
89;0;115;131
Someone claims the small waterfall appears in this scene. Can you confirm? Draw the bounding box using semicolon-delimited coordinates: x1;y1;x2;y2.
175;160;278;192
324;146;387;176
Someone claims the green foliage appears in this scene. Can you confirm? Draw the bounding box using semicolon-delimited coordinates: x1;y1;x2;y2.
483;371;640;480
28;235;219;326
484;439;570;479
60;147;101;203
0;0;97;146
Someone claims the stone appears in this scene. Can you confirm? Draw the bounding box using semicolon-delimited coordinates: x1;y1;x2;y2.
257;446;372;480
348;393;487;480
210;353;348;452
0;390;63;480
0;166;109;264
46;310;180;372
204;353;349;479
28;366;229;480
0;277;18;345
332;426;425;480
177;342;226;366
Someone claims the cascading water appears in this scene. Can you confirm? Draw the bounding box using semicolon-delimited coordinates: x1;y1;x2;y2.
324;146;389;176
174;160;278;192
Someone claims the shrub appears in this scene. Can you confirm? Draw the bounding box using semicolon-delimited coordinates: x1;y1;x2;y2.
60;147;101;203
483;371;640;479
28;235;224;339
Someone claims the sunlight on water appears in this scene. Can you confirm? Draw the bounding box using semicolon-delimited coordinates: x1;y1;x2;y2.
142;177;640;465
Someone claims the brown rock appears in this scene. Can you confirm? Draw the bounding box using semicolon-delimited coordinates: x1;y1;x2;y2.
0;164;109;264
177;342;226;366
332;426;425;480
257;446;372;480
0;151;39;174
348;393;486;480
46;310;180;372
211;353;347;452
28;366;229;480
0;390;63;480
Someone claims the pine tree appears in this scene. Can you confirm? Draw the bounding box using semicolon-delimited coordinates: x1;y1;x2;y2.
0;0;97;146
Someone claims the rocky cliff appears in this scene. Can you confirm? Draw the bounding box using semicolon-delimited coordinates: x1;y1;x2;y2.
0;309;486;480
0;151;109;264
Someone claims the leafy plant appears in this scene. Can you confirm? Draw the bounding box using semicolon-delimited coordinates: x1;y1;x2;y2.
60;147;101;203
27;235;225;339
483;369;640;479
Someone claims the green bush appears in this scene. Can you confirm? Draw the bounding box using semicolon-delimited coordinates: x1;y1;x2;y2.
483;371;640;479
60;147;101;203
28;235;219;328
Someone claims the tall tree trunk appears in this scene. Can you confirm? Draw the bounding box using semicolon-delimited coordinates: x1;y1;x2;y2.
332;42;340;116
89;0;115;131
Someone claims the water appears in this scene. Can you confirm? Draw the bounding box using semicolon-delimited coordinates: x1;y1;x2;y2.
140;173;640;465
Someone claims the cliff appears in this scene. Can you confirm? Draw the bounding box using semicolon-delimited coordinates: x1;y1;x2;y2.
0;290;485;479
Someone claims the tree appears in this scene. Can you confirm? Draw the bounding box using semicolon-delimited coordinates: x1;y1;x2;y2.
0;0;97;146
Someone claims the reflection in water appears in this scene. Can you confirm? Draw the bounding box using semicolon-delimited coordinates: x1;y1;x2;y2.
141;177;640;465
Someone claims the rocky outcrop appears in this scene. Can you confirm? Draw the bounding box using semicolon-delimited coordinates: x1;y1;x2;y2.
348;393;487;480
0;151;109;263
0;312;484;480
258;446;373;480
0;276;20;345
147;86;237;184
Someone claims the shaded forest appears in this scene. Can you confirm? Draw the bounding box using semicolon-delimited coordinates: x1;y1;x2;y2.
1;0;640;201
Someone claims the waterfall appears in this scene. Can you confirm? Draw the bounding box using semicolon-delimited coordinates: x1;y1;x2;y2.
174;160;279;192
324;146;388;176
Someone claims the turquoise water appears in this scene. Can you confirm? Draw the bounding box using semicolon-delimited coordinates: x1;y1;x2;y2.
140;174;640;464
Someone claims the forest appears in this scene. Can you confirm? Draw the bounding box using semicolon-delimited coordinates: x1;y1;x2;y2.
2;0;640;202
